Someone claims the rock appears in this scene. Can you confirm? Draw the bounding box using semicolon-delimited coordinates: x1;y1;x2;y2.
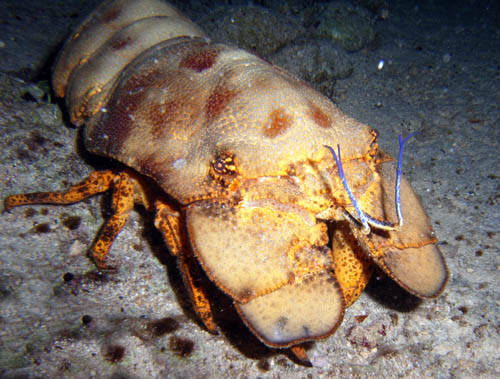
309;1;377;52
270;39;353;98
199;5;305;56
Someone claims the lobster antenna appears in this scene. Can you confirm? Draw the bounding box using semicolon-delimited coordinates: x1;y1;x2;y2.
324;144;371;234
325;133;417;233
396;132;418;227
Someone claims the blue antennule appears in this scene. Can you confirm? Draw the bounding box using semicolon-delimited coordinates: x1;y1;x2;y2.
324;133;416;234
324;144;371;234
395;132;418;227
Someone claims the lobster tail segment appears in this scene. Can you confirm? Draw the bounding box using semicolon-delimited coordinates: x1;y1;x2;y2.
52;0;207;125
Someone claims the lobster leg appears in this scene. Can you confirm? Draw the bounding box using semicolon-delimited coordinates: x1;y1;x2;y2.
4;170;138;270
155;200;217;333
290;345;311;366
90;171;136;269
4;170;115;211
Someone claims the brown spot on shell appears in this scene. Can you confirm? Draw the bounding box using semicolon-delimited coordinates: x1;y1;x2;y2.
309;103;331;128
206;85;237;122
94;89;145;153
180;47;220;72
109;36;132;50
125;68;164;94
262;108;293;138
101;7;120;23
88;68;166;154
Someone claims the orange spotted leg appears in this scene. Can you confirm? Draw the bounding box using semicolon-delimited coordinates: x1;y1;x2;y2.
290;345;312;366
155;200;217;333
4;170;115;211
90;171;136;269
4;170;136;269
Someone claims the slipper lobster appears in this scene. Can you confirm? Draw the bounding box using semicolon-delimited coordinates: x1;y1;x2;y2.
4;0;448;363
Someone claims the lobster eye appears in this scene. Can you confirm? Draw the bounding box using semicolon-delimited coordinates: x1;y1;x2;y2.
211;153;236;176
213;157;227;174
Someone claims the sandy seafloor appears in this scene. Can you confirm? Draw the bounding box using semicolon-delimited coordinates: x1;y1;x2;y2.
0;0;499;377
